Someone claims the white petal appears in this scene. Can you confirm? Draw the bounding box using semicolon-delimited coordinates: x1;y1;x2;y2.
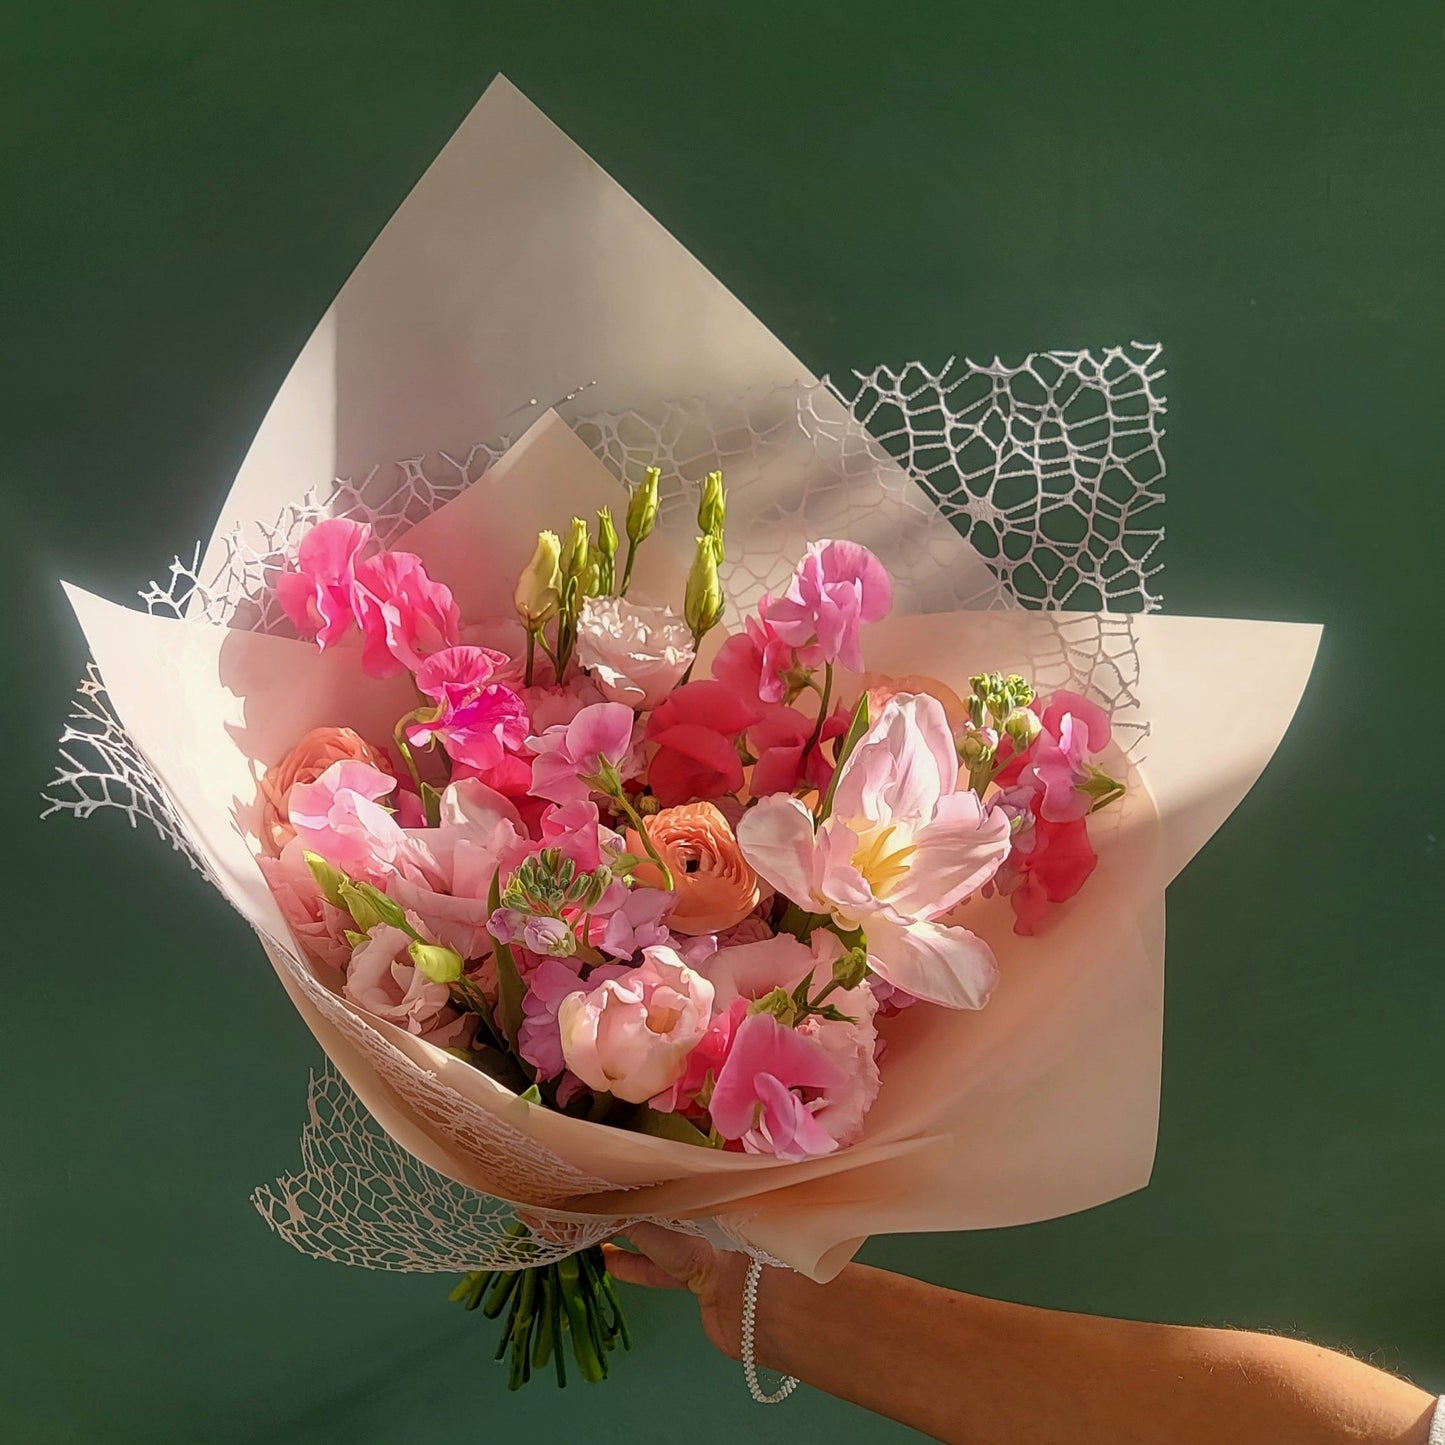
884;789;1013;919
865;914;999;1010
736;793;818;907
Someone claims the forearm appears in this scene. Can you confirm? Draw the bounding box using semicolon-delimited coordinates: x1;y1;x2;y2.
752;1263;1435;1445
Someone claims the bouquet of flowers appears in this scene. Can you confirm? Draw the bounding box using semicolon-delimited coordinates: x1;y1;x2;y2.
52;77;1320;1398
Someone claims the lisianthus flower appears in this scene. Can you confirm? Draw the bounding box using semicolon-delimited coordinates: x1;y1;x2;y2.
708;1012;849;1161
627;801;761;935
343;923;465;1042
257;835;353;972
747;702;848;798
737;693;1011;1009
644;680;762;807
351;549;461;678
574;596;696;710
528;702;637;806
764;539;892;671
557;946;714;1103
710;600;795;705
257;725;393;858
286;760;412;880
406;646;530;774
274;518;371;650
598;887;676;960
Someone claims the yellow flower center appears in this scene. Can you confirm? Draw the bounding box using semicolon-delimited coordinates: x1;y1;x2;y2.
850;822;916;898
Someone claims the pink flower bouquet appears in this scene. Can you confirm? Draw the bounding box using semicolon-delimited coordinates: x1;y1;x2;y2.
54;79;1320;1395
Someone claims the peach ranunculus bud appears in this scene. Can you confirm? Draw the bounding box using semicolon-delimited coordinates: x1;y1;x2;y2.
858;671;971;733
257;726;392;858
627;801;761;936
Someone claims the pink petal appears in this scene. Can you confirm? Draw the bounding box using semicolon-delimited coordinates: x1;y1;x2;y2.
864;915;999;1010
735;794;817;908
883;789;1013;919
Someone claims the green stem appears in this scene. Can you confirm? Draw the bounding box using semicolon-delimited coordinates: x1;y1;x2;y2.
802;661;834;763
608;789;675;889
391;710;428;799
524;627;537;688
619;539;637;597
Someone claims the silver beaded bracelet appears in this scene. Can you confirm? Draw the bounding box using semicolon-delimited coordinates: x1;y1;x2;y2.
742;1257;800;1404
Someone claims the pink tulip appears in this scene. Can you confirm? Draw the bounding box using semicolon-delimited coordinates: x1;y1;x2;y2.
274;518;371;649
764;539;892;672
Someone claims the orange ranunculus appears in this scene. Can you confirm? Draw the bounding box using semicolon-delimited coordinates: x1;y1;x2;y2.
628;801;761;936
257;726;392;858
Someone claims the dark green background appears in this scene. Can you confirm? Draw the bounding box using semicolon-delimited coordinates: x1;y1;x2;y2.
4;4;1442;1441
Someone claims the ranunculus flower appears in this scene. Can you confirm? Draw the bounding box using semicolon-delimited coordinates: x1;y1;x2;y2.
644;680;762;807
737;693;1012;1009
343;923;461;1041
747;702;848;798
710;599;795;705
574;596;696;710
351;549;461;678
257;835;353;971
257;725;392;858
274;518;370;650
406;646;530;774
287;760;413;880
557;947;714;1103
528;702;637;806
764;539;892;671
628;802;761;935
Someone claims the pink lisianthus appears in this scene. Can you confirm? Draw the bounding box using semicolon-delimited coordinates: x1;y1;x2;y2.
557;947;714;1103
598;887;676;960
352;549;461;678
644;680;762;807
748;702;848;798
274;518;371;650
764;539;892;671
257;835;353;972
286;760;414;881
342;923;467;1043
406;646;530;775
528;702;637;807
738;693;1012;1010
574;596;696;710
711;600;795;705
707;1012;849;1161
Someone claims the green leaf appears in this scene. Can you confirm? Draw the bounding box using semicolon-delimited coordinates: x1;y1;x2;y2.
420;781;445;829
518;1083;543;1105
488;869;526;1047
627;1106;722;1148
303;851;348;908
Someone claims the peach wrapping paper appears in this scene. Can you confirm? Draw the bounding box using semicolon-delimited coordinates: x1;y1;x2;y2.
61;76;1321;1280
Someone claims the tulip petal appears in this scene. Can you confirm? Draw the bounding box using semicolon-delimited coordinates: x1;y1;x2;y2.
883;789;1013;919
735;793;817;908
864;914;999;1010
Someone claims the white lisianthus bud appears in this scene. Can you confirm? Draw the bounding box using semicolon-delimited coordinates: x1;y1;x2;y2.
514;530;562;628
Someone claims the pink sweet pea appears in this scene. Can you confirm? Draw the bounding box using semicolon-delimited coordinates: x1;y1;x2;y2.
406;646;530;774
538;799;625;874
995;802;1099;936
764;539;892;671
556;947;714;1103
650;996;749;1114
1030;690;1113;823
710;599;795;705
644;680;762;807
748;702;848;797
352;549;461;678
737;693;1012;1010
275;518;371;649
528;702;637;807
287;760;411;880
708;1012;849;1161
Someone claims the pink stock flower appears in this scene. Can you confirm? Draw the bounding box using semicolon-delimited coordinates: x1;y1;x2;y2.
352;549;461;678
557;947;714;1103
406;646;530;774
286;760;411;880
274;518;370;650
598;887;676;960
748;702;848;798
711;600;795;705
644;680;762;807
764;539;892;671
257;836;353;972
518;957;586;1079
528;702;637;806
574;596;696;710
708;1012;849;1161
343;924;463;1042
737;693;1012;1010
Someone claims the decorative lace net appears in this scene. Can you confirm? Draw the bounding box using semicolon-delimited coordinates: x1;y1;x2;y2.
44;347;1167;1273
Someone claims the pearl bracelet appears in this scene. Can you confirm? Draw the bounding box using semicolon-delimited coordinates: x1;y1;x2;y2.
741;1257;800;1404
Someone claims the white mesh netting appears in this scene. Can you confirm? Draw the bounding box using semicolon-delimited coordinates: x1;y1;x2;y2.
44;348;1167;1272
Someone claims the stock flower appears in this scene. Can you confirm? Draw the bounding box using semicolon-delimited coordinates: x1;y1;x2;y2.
528;702;637;806
737;693;1011;1009
287;760;411;879
557;947;714;1103
406;646;530;774
257;725;392;858
274;518;370;650
518;957;587;1079
708;1012;849;1161
747;702;848;798
523;914;577;958
644;680;762;807
343;923;460;1040
574;596;696;710
710;600;794;705
628;802;761;935
352;549;461;677
764;539;892;671
598;887;676;960
257;835;353;971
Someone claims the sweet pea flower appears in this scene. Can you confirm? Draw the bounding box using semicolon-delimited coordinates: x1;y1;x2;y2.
287;760;411;880
406;646;530;774
352;549;461;678
644;680;763;807
764;539;892;671
709;599;795;705
737;693;1012;1010
538;799;624;874
528;702;637;806
557;946;714;1103
708;1012;849;1161
574;596;696;710
598;887;677;960
257;725;393;858
748;702;848;798
650;996;749;1114
343;924;459;1040
1028;690;1113;823
275;518;371;650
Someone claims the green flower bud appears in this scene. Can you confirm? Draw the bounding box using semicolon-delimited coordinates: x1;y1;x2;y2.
1003;707;1041;750
626;467;661;545
1005;674;1035;708
408;939;464;984
560;516;590;582
636;794;661;816
697;470;726;538
958;724;997;768
514;530;562;628
831;945;870;992
303;851;348;909
967;693;986;727
595;507;619;593
684;534;724;638
338;878;408;935
748;986;800;1027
